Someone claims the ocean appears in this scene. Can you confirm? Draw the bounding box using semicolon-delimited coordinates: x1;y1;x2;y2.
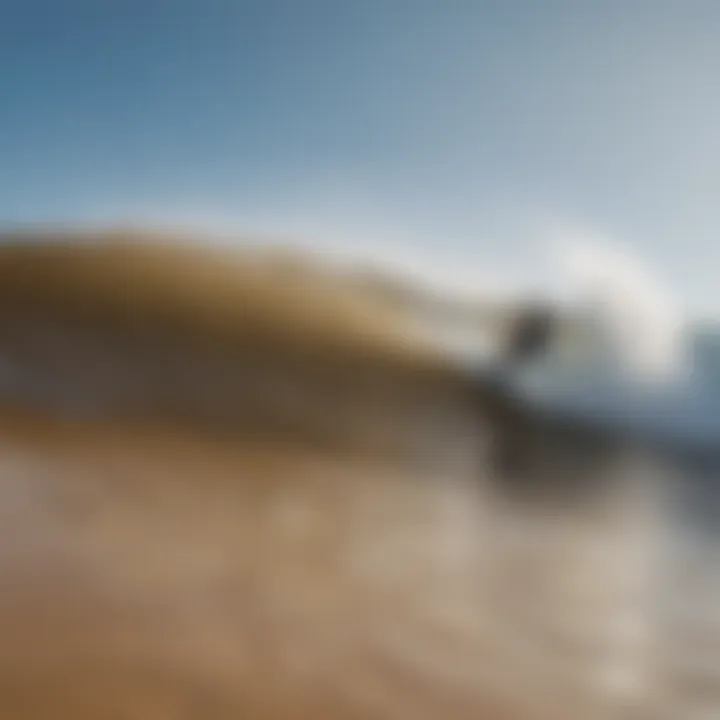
0;236;716;718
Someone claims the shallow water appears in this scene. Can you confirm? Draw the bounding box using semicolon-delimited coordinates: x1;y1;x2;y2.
0;371;716;719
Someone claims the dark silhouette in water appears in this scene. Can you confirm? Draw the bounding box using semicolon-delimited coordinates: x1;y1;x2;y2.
485;306;557;480
483;306;626;501
505;306;555;368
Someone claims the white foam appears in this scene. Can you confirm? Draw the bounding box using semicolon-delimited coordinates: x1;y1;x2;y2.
548;225;688;384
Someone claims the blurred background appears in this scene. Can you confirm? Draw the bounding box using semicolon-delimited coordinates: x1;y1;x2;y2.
1;1;720;718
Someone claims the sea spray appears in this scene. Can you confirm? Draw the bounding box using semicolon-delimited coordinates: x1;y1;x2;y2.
548;226;689;386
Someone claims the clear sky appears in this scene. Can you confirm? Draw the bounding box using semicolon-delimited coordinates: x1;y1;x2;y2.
2;1;720;312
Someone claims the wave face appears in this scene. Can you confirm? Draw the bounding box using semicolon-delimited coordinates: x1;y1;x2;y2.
0;233;718;718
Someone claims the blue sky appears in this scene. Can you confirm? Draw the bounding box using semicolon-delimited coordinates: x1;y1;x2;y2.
2;1;720;312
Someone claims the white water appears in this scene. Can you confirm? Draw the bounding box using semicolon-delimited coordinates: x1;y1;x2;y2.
503;233;720;449
549;229;688;384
